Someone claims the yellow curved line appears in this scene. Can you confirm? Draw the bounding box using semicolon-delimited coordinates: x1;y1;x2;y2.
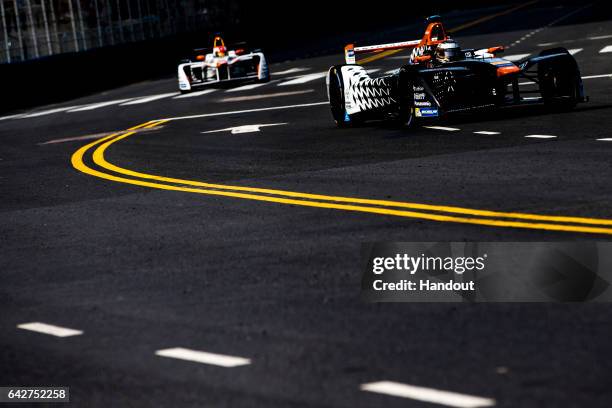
71;122;612;236
91;125;612;227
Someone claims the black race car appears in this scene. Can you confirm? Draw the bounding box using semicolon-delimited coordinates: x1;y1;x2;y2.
326;16;587;127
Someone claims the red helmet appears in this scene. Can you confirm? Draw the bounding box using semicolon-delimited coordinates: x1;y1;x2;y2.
215;46;227;57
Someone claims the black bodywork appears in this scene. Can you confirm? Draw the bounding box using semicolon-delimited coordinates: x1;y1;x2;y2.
327;47;586;127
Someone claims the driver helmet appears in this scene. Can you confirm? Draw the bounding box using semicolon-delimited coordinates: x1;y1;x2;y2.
215;46;227;57
435;39;462;62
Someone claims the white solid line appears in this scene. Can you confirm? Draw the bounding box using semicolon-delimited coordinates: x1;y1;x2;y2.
361;381;495;408
273;67;310;75
474;131;500;135
537;42;557;47
21;106;81;117
18;322;83;337
155;347;251;367
367;68;381;74
278;72;327;86
589;35;612;40
161;101;328;121
120;92;179;105
525;134;557;139
520;73;612;85
503;53;530;62
567;48;583;55
0;113;25;121
225;82;270;92
40;132;115;145
173;89;217;99
68;98;133;112
220;89;314;102
596;138;612;141
40;126;161;145
581;73;612;79
599;45;612;53
424;126;460;131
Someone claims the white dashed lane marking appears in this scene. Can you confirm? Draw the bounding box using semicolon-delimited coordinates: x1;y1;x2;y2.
599;45;612;53
278;72;326;86
474;131;501;135
361;381;496;408
525;135;557;139
597;138;612;141
120;92;179;105
503;53;530;61
424;126;461;131
163;101;328;121
155;347;251;367
273;67;310;75
225;82;271;92
173;89;217;98
567;48;583;55
219;89;314;102
68;98;133;112
581;73;612;79
18;322;83;337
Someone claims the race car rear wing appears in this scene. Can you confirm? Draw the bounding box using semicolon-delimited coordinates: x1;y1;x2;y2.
345;40;421;64
344;17;449;64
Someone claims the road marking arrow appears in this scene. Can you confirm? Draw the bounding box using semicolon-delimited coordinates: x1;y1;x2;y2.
202;123;287;134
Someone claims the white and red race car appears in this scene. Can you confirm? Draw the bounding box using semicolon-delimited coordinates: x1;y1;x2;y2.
177;36;270;93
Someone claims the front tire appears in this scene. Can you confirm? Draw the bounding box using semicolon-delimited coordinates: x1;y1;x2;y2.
538;58;581;110
327;66;356;128
394;69;416;128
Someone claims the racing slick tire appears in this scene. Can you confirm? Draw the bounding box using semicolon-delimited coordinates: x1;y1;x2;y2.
327;66;361;128
538;49;581;110
393;69;416;128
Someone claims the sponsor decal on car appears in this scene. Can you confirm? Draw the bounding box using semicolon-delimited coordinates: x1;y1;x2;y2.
415;108;439;117
414;101;432;107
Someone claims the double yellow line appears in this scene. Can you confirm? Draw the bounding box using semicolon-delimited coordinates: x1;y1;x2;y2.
72;120;612;235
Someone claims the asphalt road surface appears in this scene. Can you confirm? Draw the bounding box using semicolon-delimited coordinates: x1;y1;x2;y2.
2;2;612;407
